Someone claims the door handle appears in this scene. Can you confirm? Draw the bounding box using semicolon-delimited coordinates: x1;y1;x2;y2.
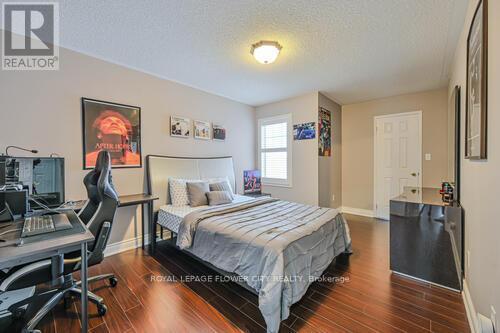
411;172;417;177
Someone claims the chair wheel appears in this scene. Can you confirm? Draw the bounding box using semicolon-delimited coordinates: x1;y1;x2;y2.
97;303;107;316
109;276;118;287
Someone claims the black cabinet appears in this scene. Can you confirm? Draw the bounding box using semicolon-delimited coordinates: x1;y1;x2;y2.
390;187;463;291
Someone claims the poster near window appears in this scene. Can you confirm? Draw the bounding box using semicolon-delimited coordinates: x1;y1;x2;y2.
293;122;316;140
318;107;331;156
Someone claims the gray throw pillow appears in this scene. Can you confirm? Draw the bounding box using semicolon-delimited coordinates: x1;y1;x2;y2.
209;181;234;200
186;181;209;207
207;191;233;206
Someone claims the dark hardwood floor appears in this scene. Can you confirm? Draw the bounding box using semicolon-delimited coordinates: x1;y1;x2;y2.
35;214;470;333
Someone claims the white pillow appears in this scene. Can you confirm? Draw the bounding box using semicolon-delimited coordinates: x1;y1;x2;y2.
205;177;234;194
169;178;193;206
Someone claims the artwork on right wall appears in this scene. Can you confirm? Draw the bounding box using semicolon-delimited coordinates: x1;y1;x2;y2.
318;107;331;156
465;0;488;159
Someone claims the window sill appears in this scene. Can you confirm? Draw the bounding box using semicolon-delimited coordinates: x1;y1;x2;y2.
262;182;293;188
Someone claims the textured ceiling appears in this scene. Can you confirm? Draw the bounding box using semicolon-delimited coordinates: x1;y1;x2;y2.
56;0;468;106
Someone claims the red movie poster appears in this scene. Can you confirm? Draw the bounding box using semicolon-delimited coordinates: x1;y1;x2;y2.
82;98;142;169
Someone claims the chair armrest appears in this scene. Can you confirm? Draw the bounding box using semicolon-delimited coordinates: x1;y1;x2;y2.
65;221;111;270
87;221;111;262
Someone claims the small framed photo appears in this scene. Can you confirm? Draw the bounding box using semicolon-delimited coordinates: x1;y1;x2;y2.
213;124;226;141
194;120;211;140
170;116;191;138
81;98;142;169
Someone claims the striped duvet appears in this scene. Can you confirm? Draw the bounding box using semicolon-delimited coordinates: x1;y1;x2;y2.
177;197;352;333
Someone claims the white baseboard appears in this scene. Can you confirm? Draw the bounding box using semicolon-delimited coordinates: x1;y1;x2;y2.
104;229;172;257
463;278;478;333
340;206;374;218
104;234;151;257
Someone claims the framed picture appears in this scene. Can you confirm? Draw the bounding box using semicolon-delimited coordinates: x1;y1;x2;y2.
293;122;316;140
213;124;226;141
81;98;141;169
452;86;462;201
466;0;488;159
194;120;211;140
170;116;191;138
243;170;262;194
318;107;332;156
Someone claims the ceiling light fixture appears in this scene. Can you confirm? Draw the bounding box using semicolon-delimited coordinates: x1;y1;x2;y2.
250;40;282;64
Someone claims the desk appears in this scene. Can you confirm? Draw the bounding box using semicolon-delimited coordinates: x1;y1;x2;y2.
390;187;463;290
62;194;158;250
0;210;94;332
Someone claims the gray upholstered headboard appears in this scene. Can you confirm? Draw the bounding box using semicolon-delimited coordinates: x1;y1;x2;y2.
146;155;236;213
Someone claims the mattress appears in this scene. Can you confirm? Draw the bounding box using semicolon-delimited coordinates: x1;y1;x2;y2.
157;194;253;233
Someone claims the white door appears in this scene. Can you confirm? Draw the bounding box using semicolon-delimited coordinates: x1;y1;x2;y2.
374;112;422;220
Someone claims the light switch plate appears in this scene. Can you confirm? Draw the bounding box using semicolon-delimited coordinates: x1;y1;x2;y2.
425;153;432;161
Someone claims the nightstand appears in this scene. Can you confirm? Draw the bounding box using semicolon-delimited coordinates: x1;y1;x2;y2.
243;192;271;198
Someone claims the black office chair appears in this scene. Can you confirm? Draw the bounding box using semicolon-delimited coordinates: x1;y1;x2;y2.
1;150;119;332
62;149;120;312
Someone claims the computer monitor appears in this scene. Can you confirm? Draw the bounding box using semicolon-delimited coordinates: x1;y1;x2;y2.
0;191;13;222
0;159;15;221
4;157;65;210
4;189;28;217
0;160;5;187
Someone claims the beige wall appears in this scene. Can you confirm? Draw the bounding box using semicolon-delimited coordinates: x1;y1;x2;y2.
255;92;319;205
449;0;500;323
342;88;449;211
0;43;255;246
318;93;342;209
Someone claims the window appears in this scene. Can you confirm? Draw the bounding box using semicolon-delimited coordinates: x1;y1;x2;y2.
258;114;292;187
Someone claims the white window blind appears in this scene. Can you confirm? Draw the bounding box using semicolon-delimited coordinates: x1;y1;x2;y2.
258;114;292;186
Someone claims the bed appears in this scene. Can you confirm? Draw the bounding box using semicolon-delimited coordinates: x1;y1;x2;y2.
146;155;352;333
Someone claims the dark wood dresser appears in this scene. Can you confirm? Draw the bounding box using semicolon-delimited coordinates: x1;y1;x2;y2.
390;187;463;291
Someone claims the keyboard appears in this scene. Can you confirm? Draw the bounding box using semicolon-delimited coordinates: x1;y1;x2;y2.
21;214;73;237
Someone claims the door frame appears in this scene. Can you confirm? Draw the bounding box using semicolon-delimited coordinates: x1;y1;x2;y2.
373;110;423;219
